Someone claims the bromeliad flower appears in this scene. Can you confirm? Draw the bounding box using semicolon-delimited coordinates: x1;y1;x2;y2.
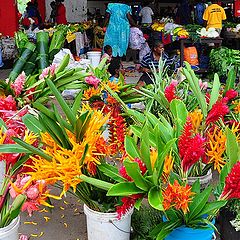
164;81;178;103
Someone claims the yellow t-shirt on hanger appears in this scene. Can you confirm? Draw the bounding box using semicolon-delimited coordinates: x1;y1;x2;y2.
203;4;227;29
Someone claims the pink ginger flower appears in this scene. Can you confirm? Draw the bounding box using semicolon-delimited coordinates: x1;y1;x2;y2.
199;79;208;90
225;89;238;101
39;64;57;80
85;76;101;89
11;72;26;96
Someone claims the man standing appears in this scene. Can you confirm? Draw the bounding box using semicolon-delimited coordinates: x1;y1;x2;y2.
139;2;154;25
203;0;226;33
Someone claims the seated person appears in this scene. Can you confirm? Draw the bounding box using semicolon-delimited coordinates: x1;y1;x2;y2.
137;40;176;88
108;58;124;83
101;45;112;63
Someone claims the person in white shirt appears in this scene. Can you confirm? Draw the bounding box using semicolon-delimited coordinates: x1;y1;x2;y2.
139;2;154;25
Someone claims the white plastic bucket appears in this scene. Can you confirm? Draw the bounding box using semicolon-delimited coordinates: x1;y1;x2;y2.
87;51;101;68
84;204;133;240
0;216;20;240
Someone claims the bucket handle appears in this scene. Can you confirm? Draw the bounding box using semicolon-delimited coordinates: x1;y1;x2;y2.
212;232;216;240
109;220;132;234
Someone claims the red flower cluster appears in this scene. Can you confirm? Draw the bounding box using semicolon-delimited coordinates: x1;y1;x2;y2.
222;161;240;199
163;180;194;214
164;83;178;103
108;106;126;154
206;98;229;125
178;119;205;172
119;158;147;181
116;194;142;219
224;89;238;101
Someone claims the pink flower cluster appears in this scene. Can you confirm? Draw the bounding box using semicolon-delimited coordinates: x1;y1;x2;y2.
10;175;49;216
178;119;205;172
39;64;57;80
85;75;101;89
11;72;26;96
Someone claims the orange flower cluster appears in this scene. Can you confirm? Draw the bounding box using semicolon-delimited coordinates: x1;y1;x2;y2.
206;127;226;173
162;153;174;182
163;180;194;214
233;100;240;114
83;87;101;100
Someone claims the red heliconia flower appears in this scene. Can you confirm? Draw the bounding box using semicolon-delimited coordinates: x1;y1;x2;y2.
164;83;178;103
224;89;238;101
178;119;205;172
206;99;229;125
222;161;240;199
119;158;147;181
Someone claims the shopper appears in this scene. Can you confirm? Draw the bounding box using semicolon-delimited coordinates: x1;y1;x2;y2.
108;58;123;83
136;40;175;87
195;0;206;25
103;1;137;57
50;1;57;23
56;0;67;25
139;2;154;25
203;0;226;33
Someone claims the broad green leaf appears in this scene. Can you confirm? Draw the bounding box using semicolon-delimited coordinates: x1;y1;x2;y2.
55;54;70;74
107;182;145;196
98;163;126;183
45;78;76;126
13;137;52;161
0;118;7;130
200;200;227;217
224;67;236;94
72;91;83;115
191;179;200;194
140;123;152;174
125;135;141;159
220;164;228;186
33;102;56;120
0;144;31;153
10;194;27;219
188;186;212;221
208;73;220;110
148;186;164;211
226;128;239;172
79;174;113;191
124;160;149;191
22;114;43;134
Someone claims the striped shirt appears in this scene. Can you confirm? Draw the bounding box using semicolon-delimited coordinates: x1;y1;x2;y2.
141;51;175;69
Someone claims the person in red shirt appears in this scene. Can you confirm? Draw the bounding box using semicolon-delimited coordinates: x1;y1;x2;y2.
56;0;67;25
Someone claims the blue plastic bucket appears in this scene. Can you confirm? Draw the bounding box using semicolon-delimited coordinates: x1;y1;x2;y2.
163;216;215;240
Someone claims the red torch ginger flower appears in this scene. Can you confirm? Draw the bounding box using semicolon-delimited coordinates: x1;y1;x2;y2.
178;119;205;172
225;89;238;101
164;82;178;103
222;161;240;199
11;72;26;96
85;75;101;89
206;99;229;125
0;95;17;111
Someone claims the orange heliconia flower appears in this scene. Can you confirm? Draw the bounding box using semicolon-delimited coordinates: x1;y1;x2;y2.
230;121;240;143
106;81;120;92
150;147;158;169
163;180;194;214
188;109;203;133
206;127;226;173
83;87;101;100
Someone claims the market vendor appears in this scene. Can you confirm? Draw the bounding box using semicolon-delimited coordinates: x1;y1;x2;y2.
136;40;177;87
56;0;67;25
203;0;226;33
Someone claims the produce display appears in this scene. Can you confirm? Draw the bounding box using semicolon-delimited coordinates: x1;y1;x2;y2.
210;47;240;78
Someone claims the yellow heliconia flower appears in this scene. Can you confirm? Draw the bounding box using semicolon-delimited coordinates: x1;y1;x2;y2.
230;122;240;143
23;130;38;145
206;127;226;173
150;147;158;169
188;109;203;133
105;81;120;92
26;108;109;198
233;100;240;114
162;153;174;182
0;127;7;144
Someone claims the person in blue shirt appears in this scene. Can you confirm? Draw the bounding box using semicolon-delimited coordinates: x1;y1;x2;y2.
136;40;177;87
195;0;206;25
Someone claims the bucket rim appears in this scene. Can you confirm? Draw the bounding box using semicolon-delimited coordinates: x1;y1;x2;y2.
0;216;20;236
